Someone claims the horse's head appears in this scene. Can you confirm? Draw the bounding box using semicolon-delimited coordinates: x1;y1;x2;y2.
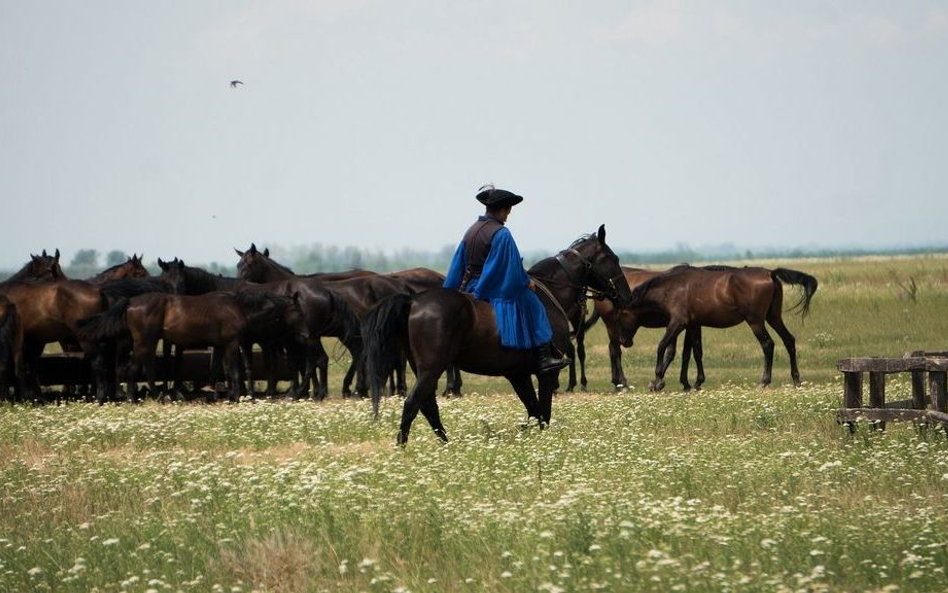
281;291;311;345
22;249;65;282
107;254;150;281
567;225;632;307
157;257;188;294
234;243;273;282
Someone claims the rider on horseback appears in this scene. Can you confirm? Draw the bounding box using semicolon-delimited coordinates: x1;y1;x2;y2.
443;184;571;374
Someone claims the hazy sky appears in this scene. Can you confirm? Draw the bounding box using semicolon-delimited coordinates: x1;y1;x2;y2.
2;1;946;268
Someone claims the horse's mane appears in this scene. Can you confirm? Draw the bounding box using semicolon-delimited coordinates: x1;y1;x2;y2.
99;277;176;302
527;233;598;279
89;260;138;281
182;265;240;294
6;260;63;284
323;286;361;344
260;255;295;276
628;264;694;304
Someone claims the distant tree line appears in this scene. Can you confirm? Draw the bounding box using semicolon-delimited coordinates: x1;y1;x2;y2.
3;243;948;281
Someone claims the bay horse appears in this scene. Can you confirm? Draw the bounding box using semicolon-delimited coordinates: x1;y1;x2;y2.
78;291;310;402
572;266;703;392
362;225;631;445
86;254;150;284
626;265;818;391
0;296;24;403
0;280;109;402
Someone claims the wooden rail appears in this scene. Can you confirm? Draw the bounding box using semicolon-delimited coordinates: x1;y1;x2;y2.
837;351;948;430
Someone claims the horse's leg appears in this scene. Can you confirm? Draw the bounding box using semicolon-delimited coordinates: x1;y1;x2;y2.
679;328;693;392
748;320;775;387
396;351;408;397
691;327;706;390
417;392;448;443
506;374;540;426
240;342;254;399
536;373;558;427
442;365;463;397
577;329;588;392
650;323;684;392
398;370;443;446
222;342;241;403
141;345;159;404
314;342;329;400
22;342;44;404
608;337;628;392
766;313;800;386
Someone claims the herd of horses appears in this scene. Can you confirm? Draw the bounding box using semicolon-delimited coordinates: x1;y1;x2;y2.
0;226;817;444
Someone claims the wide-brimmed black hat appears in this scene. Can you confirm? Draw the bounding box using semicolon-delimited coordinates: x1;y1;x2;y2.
475;184;523;208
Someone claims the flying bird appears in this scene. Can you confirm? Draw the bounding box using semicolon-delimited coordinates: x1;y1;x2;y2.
230;80;243;88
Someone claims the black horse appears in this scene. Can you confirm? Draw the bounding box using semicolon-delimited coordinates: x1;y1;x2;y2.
362;225;631;445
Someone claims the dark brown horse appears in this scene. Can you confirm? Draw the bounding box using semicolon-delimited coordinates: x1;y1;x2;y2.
78;291;310;402
362;226;631;445
625;265;818;391
162;258;362;399
1;250;66;286
86;254;150;284
0;296;24;403
235;244;415;396
572;266;703;392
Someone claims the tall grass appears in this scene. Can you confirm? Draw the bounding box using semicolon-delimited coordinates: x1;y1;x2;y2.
2;255;948;592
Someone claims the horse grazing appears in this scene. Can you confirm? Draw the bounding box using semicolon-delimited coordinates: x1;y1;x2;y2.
1;250;66;286
362;225;631;445
571;266;704;392
0;296;24;403
78;291;310;402
86;254;150;284
626;265;818;391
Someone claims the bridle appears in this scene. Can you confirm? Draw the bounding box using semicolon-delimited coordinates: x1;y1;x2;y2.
553;247;625;306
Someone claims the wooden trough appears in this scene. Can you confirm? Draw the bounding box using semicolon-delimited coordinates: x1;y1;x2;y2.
37;349;294;387
837;350;948;430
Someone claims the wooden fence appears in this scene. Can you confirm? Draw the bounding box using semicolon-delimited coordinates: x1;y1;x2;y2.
837;350;948;430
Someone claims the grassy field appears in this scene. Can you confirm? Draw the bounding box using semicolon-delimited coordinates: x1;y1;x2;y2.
2;255;948;592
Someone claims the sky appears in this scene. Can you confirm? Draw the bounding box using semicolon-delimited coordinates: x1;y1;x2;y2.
1;1;946;269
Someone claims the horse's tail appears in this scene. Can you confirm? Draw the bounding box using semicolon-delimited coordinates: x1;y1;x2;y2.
75;298;131;343
771;268;818;317
361;293;413;418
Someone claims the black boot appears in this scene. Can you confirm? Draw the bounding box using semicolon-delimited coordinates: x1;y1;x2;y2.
535;343;571;374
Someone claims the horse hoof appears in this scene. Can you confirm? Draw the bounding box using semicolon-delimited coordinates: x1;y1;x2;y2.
649;380;665;392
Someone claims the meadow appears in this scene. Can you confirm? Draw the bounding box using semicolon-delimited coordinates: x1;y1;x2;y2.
2;255;948;592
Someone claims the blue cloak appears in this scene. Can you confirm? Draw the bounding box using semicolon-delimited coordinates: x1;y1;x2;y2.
444;223;553;349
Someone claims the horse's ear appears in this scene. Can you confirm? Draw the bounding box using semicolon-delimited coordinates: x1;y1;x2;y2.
54;248;60;261
177;259;185;267
42;249;48;257
158;258;167;270
597;224;606;244
249;243;257;254
263;247;269;257
234;247;244;257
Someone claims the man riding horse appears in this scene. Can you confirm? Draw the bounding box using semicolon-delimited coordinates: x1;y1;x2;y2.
443;184;571;375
